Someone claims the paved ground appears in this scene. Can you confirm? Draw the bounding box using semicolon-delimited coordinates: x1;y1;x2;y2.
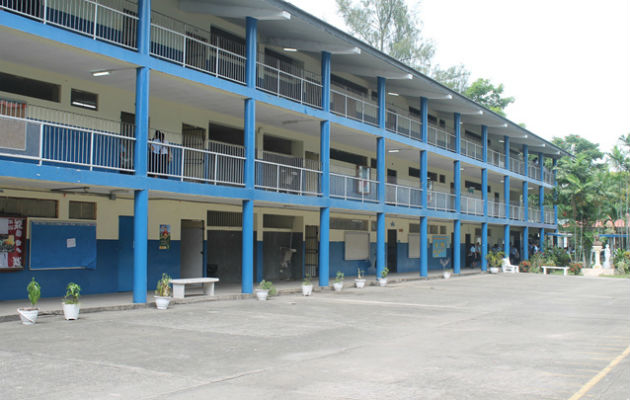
1;273;628;400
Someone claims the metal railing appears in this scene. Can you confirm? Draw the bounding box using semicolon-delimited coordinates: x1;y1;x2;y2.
427;125;456;152
461;139;483;161
528;164;541;180
330;173;379;203
256;63;322;108
385;183;422;208
461;196;484;216
330;90;378;126
426;190;456;212
543;167;554;184
510;204;524;221
510;156;526;176
150;12;246;84
488;200;506;218
385;111;421;140
0;100;135;172
255;159;321;195
528;207;541;223
1;0;139;50
544;209;555;224
488;148;506;169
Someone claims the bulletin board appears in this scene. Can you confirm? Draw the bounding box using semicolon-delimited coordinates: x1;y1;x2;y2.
29;220;97;270
408;233;420;259
344;231;369;260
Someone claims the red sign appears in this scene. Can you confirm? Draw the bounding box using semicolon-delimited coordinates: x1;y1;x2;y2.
0;217;25;269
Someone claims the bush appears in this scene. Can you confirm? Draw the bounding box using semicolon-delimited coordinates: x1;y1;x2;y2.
544;246;571;267
519;260;531;273
486;251;505;268
155;273;171;297
258;280;276;296
27;277;41;307
613;249;630;274
529;253;544;273
568;262;582;275
63;282;81;304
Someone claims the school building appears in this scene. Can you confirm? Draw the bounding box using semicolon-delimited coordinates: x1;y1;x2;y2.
0;0;565;302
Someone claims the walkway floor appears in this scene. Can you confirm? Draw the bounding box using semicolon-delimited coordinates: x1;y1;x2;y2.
1;269;480;321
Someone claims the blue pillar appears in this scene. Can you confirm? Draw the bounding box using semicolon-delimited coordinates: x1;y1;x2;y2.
137;0;151;55
540;228;545;251
133;189;148;303
242;199;254;293
245;17;257;88
481;222;488;271
421;150;428;208
482;125;488;162
553;158;558;226
482;125;488;218
454;112;461;153
377;137;385;203
523;144;529;178
244;99;255;190
319;207;330;287
134;67;149;176
454;161;461;213
482;168;488;216
453;220;460;274
504;135;510;170
504;224;510;256
504;135;511;257
420;216;428;277
321;52;331;112
377;212;385;277
377;77;386;129
320;121;330;196
523;226;529;260
504;175;510;219
421;97;428;143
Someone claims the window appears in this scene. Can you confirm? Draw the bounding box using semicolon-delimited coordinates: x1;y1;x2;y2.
330;148;367;166
0;197;57;218
0;72;60;102
331;218;368;231
211;27;245;56
409;167;420;179
409;223;420;233
439;174;445;183
209;123;244;146
440;226;447;235
263;214;294;229
207;211;242;227
71;89;98;110
264;135;292;155
69;201;96;220
428;172;438;182
331;74;368;97
429;225;438;234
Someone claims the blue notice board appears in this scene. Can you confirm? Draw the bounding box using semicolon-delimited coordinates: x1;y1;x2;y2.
29;221;97;270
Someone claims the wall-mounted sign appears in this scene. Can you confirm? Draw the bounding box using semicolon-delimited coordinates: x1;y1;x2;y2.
159;224;170;250
432;235;449;258
0;217;25;270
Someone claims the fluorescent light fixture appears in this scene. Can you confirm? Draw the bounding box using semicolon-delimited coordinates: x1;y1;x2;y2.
388;149;400;153
477;110;484;115
283;47;298;52
542;143;546;147
502;123;508;128
523;134;528;138
388;92;399;96
91;70;111;77
499;139;504;143
71;101;96;109
445;94;453;100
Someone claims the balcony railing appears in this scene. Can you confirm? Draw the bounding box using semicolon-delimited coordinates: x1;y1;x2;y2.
461;139;483;161
330;90;378;126
1;0;139;50
528;164;541;180
488;148;506;169
385;183;422;208
544;210;555;224
509;204;524;221
330;173;379;203
427;125;456;151
510;156;526;176
543;167;554;185
255;158;321;196
426;190;455;212
0;100;135;172
256;63;322;108
528;207;541;223
488;200;505;218
461;196;484;216
385;110;421;140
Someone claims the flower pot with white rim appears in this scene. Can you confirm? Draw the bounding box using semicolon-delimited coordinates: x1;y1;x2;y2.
355;279;366;288
333;282;343;292
256;280;275;301
18;278;41;325
256;289;269;301
154;273;172;310
18;308;39;325
154;296;171;310
302;284;313;296
443;271;451;279
378;278;388;287
63;303;80;320
489;267;500;274
62;282;81;320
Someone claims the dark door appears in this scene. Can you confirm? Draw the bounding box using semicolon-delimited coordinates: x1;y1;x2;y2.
387;229;397;272
305;225;318;278
387;169;397;184
465;233;471;268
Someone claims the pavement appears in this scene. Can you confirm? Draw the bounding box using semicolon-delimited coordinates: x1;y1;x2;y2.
0;272;628;400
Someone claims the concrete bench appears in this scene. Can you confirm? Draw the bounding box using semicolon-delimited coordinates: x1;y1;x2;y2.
501;258;519;273
171;278;219;299
542;266;569;276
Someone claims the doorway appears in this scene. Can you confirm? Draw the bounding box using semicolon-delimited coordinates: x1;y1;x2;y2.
305;225;318;278
182;123;206;180
465;233;472;268
387;229;397;272
180;220;204;278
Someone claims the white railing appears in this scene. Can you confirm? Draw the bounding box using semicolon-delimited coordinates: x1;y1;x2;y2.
461;139;483;161
256;63;322;108
426;190;455;212
544;209;555;224
543;167;554;184
488;200;506;218
510;204;524;221
385;184;422;208
0;100;135;172
488;148;506;169
528;207;541;223
1;0;139;50
461;196;484;216
385;111;421;140
528;164;541;180
510;156;526;176
255;159;321;195
330;90;378;126
427;125;456;152
330;173;379;203
150;15;246;84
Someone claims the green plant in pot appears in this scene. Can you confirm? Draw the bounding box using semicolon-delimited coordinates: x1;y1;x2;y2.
256;280;276;300
154;273;172;310
63;282;81;320
333;271;344;292
18;278;41;325
486;251;505;273
302;274;313;296
378;267;390;286
355;268;366;288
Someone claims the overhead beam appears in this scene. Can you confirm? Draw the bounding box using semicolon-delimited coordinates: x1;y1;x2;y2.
265;38;360;54
332;63;412;79
178;1;291;20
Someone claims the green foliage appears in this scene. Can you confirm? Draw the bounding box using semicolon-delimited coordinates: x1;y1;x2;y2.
155;273;171;297
63;282;81;305
356;268;363;279
334;271;344;283
518;260;531;273
614;249;630;274
463;78;515;116
569;262;583;275
381;267;390;278
431;64;470;93
529;253;544;273
27;277;41;307
486;251;505;268
544;246;571;267
259;280;276;296
302;274;312;286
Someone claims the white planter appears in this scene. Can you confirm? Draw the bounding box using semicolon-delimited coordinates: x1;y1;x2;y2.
154;296;171;310
378;278;388;287
256;289;269;301
302;284;313;296
489;267;500;274
17;308;39;325
63;303;80;320
333;282;343;292
443;271;451;279
355;279;366;288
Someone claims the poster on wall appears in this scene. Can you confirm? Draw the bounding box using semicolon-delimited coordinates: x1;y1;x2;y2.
432;235;449;258
0;217;26;270
159;224;170;250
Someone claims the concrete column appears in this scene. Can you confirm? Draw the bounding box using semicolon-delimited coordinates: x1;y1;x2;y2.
378;77;386;129
539;153;545;223
420;216;428;277
321;51;331;112
553;158;558;226
540;227;545;251
421;97;428;143
377;212;385;278
137;0;151;55
481;222;488;271
453;220;461;274
133;189;148;303
242;199;254;293
523;226;529;260
134;67;149;176
245;17;257;88
244;99;255;190
454;112;461;153
504;224;510;257
319;207;330;287
377;137;385;203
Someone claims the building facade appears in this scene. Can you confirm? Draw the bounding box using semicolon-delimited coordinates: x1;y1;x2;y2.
0;0;563;302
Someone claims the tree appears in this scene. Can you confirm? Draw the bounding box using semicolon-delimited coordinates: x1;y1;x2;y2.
431;64;470;93
607;134;630;250
463;78;515;116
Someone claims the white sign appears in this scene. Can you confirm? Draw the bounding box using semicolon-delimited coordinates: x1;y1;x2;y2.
67;238;76;248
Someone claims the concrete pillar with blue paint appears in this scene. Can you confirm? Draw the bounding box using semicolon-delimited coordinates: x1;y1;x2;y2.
376;136;386;277
539;152;545;224
481;126;488;271
419;97;428;276
522;144;529;260
137;0;151;56
553;158;558;226
319;207;330;287
319;51;331;287
242;199;254;293
245;17;257;88
453;112;461;274
377;77;386;129
481;222;488;271
504;136;510;256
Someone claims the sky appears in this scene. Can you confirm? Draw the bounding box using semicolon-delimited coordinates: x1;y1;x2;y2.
287;0;630;154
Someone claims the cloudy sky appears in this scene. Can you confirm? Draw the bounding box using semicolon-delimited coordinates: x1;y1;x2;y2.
287;0;629;153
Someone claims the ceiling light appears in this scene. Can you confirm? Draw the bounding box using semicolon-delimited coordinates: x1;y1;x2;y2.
283;47;298;52
91;70;111;77
523;134;528;138
477;110;484;115
502;123;508;128
388;149;400;153
388;92;399;96
499;140;504;143
445;94;453;100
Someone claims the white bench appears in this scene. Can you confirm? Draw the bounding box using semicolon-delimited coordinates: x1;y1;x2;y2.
171;277;219;299
501;258;519;273
542;266;569;276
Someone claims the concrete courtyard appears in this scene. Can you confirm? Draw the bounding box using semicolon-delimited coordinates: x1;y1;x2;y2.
1;273;628;400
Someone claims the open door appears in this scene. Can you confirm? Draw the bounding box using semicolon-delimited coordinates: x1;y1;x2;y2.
180;220;204;278
387;229;397;272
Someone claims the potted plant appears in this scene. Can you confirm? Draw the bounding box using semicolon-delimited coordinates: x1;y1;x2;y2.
355;268;366;288
333;271;344;292
378;267;389;286
62;282;81;320
486;251;504;274
519;260;531;273
154;273;172;310
17;278;40;325
302;274;313;296
256;280;276;301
